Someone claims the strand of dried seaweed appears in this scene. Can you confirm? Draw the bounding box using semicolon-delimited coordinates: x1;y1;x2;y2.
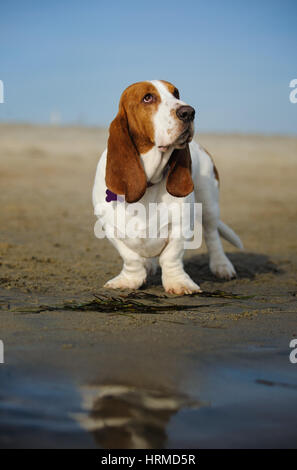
12;292;235;315
126;290;254;300
10;289;254;315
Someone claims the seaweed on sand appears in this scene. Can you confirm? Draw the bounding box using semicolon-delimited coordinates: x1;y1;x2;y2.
12;289;251;315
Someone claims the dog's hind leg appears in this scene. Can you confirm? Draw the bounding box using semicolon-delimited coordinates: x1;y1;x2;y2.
195;164;236;280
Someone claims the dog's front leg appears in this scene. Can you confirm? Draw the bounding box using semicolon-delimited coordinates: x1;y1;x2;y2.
159;238;201;295
104;238;147;290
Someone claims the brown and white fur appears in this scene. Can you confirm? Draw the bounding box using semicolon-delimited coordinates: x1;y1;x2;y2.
92;80;243;295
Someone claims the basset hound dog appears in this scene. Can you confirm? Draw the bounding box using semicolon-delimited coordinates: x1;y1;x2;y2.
93;80;243;295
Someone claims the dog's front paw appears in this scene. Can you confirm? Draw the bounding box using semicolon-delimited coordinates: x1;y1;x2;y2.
210;257;236;280
163;275;202;295
104;273;146;290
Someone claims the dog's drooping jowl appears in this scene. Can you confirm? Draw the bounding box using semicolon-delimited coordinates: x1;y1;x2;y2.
93;80;243;294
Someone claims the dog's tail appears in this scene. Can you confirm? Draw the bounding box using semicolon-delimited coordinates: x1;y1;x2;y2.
218;221;243;250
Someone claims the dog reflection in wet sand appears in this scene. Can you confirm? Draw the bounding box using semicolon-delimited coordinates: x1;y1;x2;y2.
73;384;201;449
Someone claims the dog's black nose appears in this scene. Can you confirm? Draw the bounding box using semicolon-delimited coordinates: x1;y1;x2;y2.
176;105;195;122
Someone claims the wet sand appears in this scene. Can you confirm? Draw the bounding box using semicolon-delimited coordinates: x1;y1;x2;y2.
0;124;297;448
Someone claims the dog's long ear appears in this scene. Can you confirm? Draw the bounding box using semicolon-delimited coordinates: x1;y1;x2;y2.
105;106;147;203
166;144;194;197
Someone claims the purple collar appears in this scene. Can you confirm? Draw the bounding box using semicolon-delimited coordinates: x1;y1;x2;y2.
105;189;124;202
105;182;155;203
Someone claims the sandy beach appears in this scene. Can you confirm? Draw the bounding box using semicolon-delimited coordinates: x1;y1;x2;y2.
0;123;297;448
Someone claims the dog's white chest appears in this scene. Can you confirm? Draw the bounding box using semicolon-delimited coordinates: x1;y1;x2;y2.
123;236;168;258
96;183;180;258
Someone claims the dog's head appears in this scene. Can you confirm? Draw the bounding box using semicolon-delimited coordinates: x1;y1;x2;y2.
105;80;195;203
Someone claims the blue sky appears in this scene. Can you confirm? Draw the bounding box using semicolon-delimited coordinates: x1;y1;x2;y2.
0;0;297;133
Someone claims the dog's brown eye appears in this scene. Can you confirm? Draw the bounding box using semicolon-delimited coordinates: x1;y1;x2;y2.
143;93;154;103
173;88;180;99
